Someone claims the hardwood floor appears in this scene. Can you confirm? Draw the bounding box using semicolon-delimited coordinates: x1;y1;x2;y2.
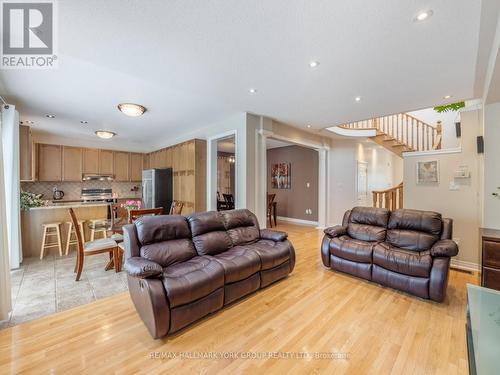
0;223;478;374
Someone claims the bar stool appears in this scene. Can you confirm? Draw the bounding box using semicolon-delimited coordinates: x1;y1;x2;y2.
89;219;108;241
40;222;63;260
65;220;85;255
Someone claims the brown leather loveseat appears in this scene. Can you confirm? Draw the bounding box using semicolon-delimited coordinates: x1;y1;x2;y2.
123;209;295;338
321;207;458;302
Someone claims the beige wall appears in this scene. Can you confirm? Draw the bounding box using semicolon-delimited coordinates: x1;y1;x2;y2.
267;145;319;221
403;109;482;268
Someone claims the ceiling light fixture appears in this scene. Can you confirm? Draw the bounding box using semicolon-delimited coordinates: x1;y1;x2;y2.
248;88;257;94
46;114;56;118
414;10;433;22
25;120;34;125
307;125;312;128
117;103;146;117
80;120;88;124
95;130;116;139
309;61;320;68
443;95;452;99
355;96;361;102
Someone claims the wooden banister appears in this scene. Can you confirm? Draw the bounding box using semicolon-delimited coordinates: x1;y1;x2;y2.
372;182;403;210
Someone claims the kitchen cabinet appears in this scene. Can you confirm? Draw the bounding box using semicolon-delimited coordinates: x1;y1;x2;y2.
481;228;500;291
142;154;150;170
38;144;62;181
83;148;99;174
62;146;83;181
20;125;37;181
114;151;130;181
99;150;114;175
130;153;143;181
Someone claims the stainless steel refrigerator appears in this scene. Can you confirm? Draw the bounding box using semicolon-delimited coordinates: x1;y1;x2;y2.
142;168;173;211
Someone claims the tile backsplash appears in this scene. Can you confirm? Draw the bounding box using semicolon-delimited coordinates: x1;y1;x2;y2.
21;181;142;201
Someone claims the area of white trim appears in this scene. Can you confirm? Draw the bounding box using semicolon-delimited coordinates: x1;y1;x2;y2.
276;216;319;226
325;126;377;138
402;147;462;158
450;259;480;272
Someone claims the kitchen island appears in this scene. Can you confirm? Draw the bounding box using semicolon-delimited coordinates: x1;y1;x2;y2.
21;202;112;258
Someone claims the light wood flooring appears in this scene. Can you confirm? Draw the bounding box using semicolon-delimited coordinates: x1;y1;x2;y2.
0;223;478;374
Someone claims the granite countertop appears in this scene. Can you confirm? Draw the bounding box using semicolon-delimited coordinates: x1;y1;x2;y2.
27;196;142;211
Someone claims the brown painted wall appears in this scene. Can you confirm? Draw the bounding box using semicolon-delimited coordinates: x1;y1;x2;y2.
267;145;318;221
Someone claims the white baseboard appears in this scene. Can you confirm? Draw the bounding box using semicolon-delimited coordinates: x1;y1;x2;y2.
276;216;319;227
450;259;480;272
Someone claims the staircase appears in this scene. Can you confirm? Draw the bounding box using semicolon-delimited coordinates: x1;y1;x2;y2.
339;113;442;157
372;182;403;209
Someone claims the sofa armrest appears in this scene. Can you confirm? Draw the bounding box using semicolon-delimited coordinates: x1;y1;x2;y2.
431;240;459;257
124;257;163;278
323;225;347;238
260;229;288;241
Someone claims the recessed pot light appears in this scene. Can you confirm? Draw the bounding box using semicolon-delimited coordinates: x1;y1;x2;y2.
95;130;116;139
249;88;257;94
443;95;452;99
309;61;320;68
307;125;312;128
117;103;146;117
355;96;361;102
24;120;34;124
46;114;56;118
414;10;433;22
80;120;88;124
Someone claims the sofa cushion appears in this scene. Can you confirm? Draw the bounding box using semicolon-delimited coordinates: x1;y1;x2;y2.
388;209;442;235
221;209;260;246
212;247;261;283
162;256;224;308
187;211;233;255
386;229;438;252
330;235;374;263
140;239;197;268
135;215;191;245
243;240;290;270
373;243;432;278
347;207;390;242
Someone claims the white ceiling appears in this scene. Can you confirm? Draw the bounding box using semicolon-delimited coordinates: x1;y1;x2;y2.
0;0;485;152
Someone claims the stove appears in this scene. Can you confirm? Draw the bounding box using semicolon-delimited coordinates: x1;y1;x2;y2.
80;188;115;203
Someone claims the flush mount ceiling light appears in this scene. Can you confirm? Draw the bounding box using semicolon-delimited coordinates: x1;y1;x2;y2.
414;10;433;22
45;114;56;118
248;88;257;94
80;120;88;124
95;130;116;139
309;61;320;68
117;103;146;117
443;95;453;99
355;96;361;102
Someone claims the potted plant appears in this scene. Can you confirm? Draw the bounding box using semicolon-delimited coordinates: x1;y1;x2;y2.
120;199;142;221
20;191;49;210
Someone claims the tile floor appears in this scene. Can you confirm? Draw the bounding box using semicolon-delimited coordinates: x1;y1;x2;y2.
0;252;128;329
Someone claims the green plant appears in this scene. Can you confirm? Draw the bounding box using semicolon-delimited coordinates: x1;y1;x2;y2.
20;191;48;210
433;102;465;113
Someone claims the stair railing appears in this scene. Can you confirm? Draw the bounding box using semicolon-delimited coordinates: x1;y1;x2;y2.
372;182;403;210
339;114;442;152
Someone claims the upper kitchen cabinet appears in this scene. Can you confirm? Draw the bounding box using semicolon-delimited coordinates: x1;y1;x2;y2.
82;148;99;174
37;144;62;181
130;153;143;182
62;146;83;181
19;125;37;181
99;150;114;175
114;151;130;181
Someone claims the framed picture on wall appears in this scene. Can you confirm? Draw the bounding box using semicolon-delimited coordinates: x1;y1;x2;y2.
416;160;439;184
271;163;291;189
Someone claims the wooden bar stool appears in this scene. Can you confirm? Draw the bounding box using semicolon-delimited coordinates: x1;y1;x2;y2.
89;219;108;241
65;220;85;255
40;222;63;259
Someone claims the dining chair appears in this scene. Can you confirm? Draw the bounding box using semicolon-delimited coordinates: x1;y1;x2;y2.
267;193;276;228
68;208;119;281
128;207;164;223
169;200;184;215
223;194;235;210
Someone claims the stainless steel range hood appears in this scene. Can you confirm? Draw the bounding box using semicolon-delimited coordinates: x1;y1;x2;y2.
82;174;114;181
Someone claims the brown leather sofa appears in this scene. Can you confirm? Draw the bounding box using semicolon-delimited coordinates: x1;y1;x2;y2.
122;209;295;338
321;207;458;302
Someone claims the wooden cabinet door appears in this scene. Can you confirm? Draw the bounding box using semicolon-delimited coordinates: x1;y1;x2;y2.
130;153;143;181
142;154;150;170
38;144;62;181
62;146;83;181
83;148;99;174
114;151;130;181
19;125;34;181
99;150;114;175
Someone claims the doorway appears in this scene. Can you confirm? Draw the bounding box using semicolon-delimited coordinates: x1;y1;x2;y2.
216;135;236;211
